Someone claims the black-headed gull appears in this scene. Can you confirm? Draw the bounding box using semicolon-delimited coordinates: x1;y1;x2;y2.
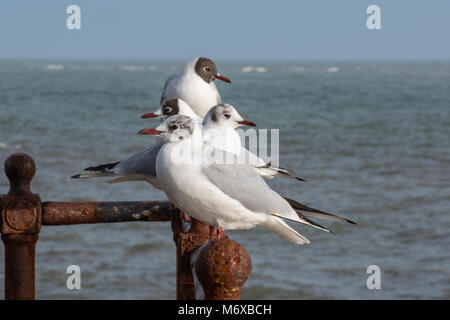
160;57;231;117
139;114;339;244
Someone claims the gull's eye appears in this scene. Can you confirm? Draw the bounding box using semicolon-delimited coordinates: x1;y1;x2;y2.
204;67;210;72
224;113;231;119
164;107;172;114
169;124;179;131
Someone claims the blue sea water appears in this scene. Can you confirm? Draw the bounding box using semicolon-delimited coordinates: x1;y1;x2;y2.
0;60;449;299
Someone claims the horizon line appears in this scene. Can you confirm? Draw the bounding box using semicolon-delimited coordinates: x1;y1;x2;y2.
0;57;449;63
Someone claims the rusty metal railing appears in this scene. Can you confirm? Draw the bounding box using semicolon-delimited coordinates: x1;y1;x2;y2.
0;153;252;300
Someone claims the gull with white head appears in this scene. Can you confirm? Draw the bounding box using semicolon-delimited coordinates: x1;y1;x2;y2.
140;114;332;244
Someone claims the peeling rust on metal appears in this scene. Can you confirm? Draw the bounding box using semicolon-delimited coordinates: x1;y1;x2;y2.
41;201;173;225
1;153;253;301
171;212;210;300
1;153;41;300
194;238;252;300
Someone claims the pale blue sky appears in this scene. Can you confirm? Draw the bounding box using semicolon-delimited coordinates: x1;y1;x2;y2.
0;0;449;60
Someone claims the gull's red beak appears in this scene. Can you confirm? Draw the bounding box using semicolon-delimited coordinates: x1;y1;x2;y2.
214;74;231;83
237;120;256;127
141;113;160;119
138;128;165;135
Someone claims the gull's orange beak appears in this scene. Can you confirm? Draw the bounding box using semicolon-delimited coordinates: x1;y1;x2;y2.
214;74;231;83
141;113;160;119
237;120;256;127
138;128;165;135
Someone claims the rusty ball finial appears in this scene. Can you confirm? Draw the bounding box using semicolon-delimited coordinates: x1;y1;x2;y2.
194;238;252;300
4;153;36;196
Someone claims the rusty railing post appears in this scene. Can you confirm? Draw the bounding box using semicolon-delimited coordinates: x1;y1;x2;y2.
171;212;210;300
193;238;252;300
0;153;42;300
0;152;252;300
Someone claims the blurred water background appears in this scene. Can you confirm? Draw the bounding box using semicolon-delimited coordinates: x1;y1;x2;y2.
0;60;449;299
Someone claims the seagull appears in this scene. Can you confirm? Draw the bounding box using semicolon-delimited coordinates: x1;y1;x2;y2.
159;57;231;118
139;114;338;244
142;100;305;181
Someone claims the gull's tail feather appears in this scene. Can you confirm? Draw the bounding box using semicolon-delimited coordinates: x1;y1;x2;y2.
283;196;356;225
253;162;305;182
261;216;310;245
106;174;149;184
275;168;306;182
84;161;120;172
271;212;333;233
70;161;121;179
70;171;113;179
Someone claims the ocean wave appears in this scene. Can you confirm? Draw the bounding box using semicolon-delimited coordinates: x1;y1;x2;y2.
45;64;64;71
241;66;267;73
0;142;22;149
326;66;339;73
118;65;156;71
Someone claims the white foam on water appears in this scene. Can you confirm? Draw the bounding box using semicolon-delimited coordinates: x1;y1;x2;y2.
242;66;267;73
119;65;146;71
326;66;339;73
0;142;22;149
118;65;156;72
46;64;64;71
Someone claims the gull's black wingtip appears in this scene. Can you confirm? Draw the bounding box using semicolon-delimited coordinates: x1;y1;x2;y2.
84;161;120;172
296;177;306;182
346;218;357;225
71;174;81;179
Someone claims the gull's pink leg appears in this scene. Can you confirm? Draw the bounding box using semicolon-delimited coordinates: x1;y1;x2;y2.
182;211;191;222
209;225;216;241
216;227;223;239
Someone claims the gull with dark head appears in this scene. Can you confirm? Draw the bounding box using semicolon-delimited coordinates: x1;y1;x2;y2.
142;98;202;122
160;57;231;118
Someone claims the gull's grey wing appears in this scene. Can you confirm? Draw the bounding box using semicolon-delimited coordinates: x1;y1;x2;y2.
240;149;306;182
202;160;331;232
201;160;296;218
112;140;163;178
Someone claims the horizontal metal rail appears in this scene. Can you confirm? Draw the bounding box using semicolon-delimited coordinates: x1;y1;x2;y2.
42;201;172;225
